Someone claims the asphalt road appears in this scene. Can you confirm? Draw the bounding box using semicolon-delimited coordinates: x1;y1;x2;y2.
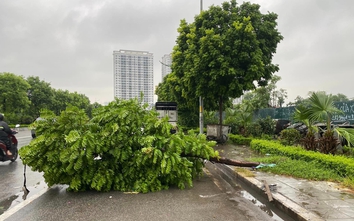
0;129;46;214
0;129;293;221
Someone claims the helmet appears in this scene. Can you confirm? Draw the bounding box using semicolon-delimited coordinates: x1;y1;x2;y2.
0;114;4;121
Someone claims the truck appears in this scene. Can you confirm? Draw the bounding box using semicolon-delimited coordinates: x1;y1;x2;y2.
155;102;178;133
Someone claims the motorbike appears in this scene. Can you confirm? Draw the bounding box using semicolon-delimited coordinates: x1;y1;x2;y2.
0;130;18;162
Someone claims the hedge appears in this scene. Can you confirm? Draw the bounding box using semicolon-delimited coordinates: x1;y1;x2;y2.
250;139;354;178
228;134;252;145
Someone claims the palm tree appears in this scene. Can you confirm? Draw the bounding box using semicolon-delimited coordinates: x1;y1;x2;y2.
293;105;318;151
298;92;354;154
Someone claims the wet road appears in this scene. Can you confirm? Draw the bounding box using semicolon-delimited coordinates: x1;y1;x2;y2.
0;130;294;221
3;170;286;221
0;129;46;215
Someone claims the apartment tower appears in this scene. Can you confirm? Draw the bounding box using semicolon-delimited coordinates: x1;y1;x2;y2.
113;50;154;106
161;54;172;80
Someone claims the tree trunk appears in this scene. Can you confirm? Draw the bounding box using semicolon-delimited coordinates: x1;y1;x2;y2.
182;154;260;167
209;156;260;167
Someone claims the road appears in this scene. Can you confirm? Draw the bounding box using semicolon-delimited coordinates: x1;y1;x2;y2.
0;129;47;215
0;129;294;221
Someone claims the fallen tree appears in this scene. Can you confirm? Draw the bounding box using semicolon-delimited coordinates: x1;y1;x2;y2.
181;153;260;167
209;156;260;167
20;98;222;193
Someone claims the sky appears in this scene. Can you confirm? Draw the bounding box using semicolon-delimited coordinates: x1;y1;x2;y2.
1;0;354;105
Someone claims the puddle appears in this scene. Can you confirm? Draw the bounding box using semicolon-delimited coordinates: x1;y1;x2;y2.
0;195;19;215
0;181;48;215
239;190;285;221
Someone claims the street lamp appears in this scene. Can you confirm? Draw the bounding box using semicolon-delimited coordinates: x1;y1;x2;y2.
199;0;204;135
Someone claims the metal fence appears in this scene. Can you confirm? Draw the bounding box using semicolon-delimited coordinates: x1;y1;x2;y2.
253;101;354;124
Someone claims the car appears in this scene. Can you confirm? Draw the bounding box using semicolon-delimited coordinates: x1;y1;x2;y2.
31;117;44;138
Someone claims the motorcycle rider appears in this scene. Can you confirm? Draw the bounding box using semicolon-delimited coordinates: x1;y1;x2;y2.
0;114;13;157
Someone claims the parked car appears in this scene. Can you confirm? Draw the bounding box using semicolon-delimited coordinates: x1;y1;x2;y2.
31;117;44;138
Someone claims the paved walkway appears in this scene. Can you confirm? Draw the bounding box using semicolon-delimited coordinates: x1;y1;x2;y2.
213;144;354;221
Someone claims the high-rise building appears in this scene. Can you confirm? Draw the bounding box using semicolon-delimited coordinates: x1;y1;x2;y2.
113;50;154;106
161;54;172;80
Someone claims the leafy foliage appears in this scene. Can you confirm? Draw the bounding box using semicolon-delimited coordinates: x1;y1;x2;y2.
204;111;218;125
224;103;253;135
245;122;263;137
293;92;354;154
256;116;275;136
228;134;252;145
250;139;354;178
19;98;218;193
26;76;54;118
287;91;349;107
279;128;301;146
155;74;199;128
0;72;31;124
0;72;97;124
243;116;274;138
243;75;287;109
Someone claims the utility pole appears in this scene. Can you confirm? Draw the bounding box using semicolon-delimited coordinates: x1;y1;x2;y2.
199;0;204;135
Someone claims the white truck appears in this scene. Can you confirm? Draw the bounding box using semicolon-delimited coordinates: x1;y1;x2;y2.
155;102;178;133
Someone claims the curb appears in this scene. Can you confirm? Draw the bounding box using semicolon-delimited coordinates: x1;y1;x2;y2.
206;162;324;221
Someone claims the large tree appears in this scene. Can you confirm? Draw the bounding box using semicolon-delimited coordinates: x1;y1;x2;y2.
50;89;91;116
172;0;283;132
27;76;54;119
0;72;31;123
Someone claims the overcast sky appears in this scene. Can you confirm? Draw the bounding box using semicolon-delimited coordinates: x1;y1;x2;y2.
1;0;354;104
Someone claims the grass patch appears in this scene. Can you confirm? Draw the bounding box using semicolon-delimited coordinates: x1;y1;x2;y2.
234;167;255;177
250;156;344;182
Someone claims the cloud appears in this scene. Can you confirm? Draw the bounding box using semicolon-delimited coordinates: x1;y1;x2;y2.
1;0;354;104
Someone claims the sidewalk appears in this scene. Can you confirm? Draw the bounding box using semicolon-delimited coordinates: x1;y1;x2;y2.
211;144;354;221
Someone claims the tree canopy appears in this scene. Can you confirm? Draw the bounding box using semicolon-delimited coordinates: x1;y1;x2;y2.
0;72;30;114
158;0;283;127
27;76;54;118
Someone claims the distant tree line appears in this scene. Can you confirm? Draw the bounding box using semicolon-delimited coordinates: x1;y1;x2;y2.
0;72;102;125
286;91;350;107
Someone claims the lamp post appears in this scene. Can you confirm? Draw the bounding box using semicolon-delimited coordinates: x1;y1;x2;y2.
199;0;204;135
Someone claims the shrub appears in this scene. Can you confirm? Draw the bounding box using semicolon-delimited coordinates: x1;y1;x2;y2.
245;117;275;138
342;146;354;157
186;127;207;135
245;122;262;137
260;133;273;141
257;116;275;136
279;128;301;146
229;134;252;145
